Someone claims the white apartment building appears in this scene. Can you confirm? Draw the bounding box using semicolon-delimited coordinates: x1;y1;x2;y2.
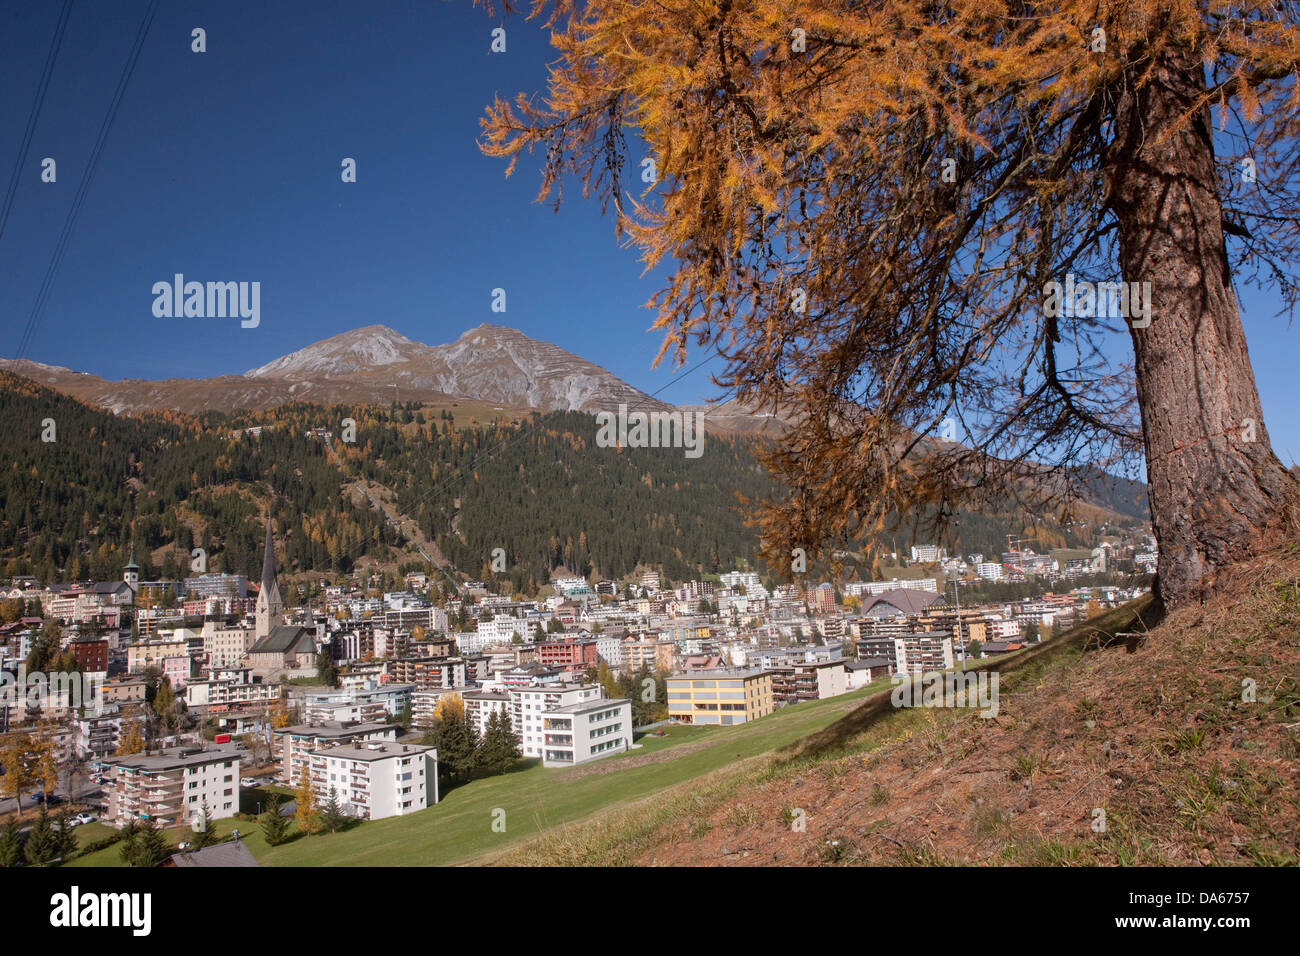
104;745;241;828
463;689;512;737
509;683;604;758
272;720;397;784
72;710;132;760
411;686;476;729
309;740;437;821
988;617;1023;639
719;571;766;596
202;620;255;669
476;614;530;646
184;673;282;710
595;635;623;667
845;578;939;597
977;562;1005;582
541;697;632;768
895;631;956;675
303;684;414;724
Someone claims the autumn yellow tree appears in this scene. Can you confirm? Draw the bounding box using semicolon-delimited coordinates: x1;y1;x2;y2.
433;692;465;722
481;0;1300;613
0;734;31;813
115;723;145;756
294;764;320;835
270;700;293;729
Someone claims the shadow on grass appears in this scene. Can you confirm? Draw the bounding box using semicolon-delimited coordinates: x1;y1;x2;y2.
780;594;1161;764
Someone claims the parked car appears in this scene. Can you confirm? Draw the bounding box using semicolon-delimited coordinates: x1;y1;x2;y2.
240;777;256;788
70;812;96;826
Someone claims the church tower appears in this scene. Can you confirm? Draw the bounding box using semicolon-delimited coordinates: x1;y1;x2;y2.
254;518;283;641
123;543;139;593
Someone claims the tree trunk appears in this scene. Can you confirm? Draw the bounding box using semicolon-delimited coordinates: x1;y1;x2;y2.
1108;40;1295;610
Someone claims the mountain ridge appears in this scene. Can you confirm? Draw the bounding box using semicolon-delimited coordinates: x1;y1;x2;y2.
0;323;680;420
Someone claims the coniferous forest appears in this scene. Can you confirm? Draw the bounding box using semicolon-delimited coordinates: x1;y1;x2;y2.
0;372;1145;590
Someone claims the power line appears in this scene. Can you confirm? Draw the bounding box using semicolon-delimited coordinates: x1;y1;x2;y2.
15;0;159;361
0;0;73;249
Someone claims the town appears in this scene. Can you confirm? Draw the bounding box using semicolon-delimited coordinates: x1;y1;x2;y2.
0;513;1152;867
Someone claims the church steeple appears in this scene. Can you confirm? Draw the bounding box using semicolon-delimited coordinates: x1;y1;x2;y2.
254;516;283;641
123;542;139;592
261;518;277;590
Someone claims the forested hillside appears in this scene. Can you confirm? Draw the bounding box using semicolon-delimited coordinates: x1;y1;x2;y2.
0;373;1146;591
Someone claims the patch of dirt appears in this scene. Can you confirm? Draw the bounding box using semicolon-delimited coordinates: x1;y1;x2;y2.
633;551;1300;866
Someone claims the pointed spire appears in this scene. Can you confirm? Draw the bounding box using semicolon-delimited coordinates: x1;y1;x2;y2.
261;517;277;589
124;540;139;571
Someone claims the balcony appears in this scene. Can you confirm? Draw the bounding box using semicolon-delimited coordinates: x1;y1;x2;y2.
544;734;572;747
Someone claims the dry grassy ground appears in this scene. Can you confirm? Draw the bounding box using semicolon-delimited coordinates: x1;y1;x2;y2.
500;550;1300;866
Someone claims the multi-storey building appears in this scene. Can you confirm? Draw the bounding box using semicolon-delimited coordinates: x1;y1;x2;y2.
384;605;447;634
104;744;241;828
309;740;437;821
770;660;848;706
666;669;775;725
162;655;191;691
508;683;604;757
181;573;248;601
536;638;598;670
622;635;676;672
895;631;956;674
201;620;255;669
127;636;191;674
302;684;414;724
463;689;512;736
272;720;397;784
541;697;632;767
807;583;837;615
390;656;469;689
411;687;474;729
72;710;130;759
595;635;623;668
184;672;283;713
846;578;939;597
476;614;529;646
68;636;109;674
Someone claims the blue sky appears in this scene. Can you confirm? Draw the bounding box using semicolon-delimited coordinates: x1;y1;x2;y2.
1;0;1296;466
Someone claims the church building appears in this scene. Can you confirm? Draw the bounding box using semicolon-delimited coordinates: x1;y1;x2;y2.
245;518;318;680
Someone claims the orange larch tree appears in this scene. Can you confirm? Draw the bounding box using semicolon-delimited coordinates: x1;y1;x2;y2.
481;0;1300;610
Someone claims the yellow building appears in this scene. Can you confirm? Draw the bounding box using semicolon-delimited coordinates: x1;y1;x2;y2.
666;669;774;726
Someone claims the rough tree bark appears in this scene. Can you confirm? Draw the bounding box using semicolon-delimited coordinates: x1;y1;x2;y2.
1108;40;1296;610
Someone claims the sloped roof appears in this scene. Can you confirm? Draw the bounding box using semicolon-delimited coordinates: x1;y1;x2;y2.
861;588;942;617
167;840;260;868
248;624;313;655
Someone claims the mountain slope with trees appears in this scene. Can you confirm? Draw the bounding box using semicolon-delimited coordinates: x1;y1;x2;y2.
0;373;1145;589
